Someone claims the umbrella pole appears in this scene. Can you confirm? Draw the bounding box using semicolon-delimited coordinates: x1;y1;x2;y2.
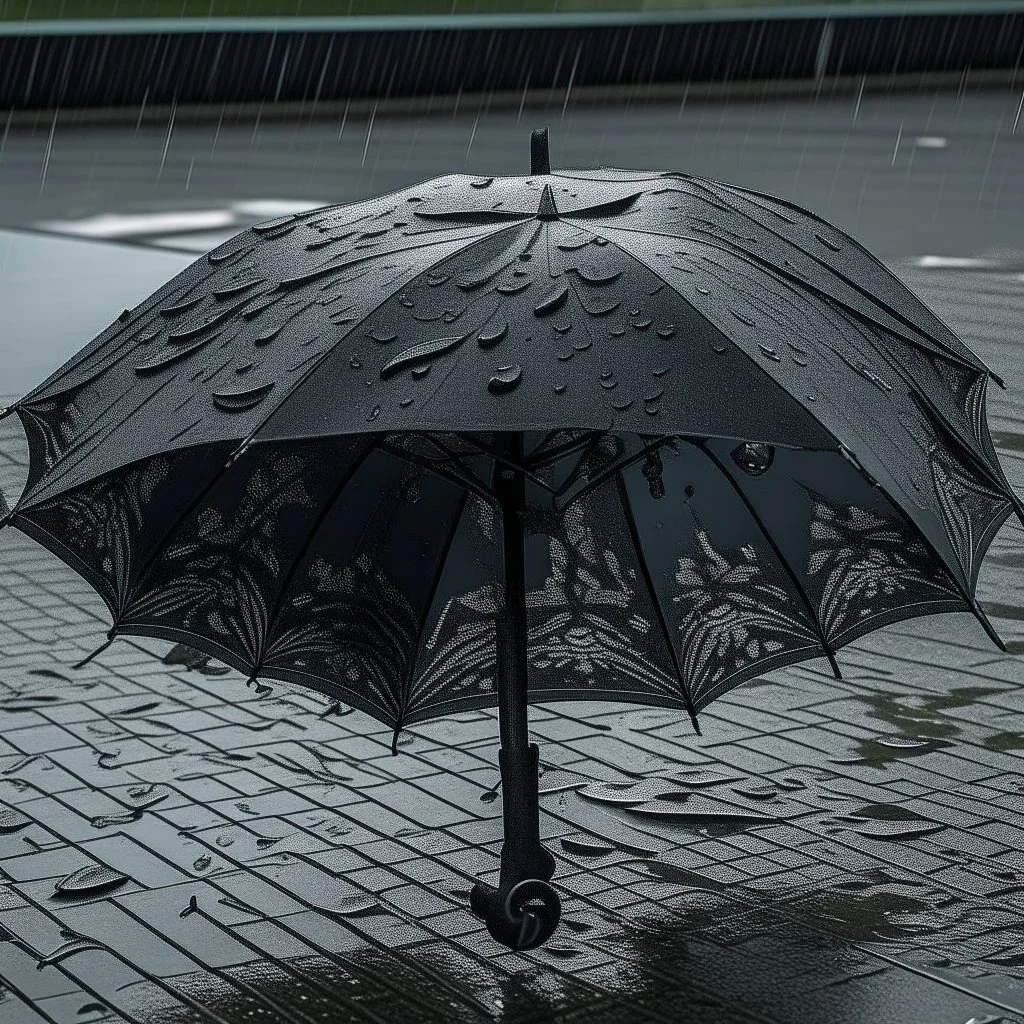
470;431;561;950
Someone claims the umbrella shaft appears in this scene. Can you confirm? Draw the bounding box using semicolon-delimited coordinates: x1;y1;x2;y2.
496;431;530;755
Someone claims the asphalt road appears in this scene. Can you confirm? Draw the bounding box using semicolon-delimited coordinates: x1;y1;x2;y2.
0;87;1022;264
2;87;1024;1024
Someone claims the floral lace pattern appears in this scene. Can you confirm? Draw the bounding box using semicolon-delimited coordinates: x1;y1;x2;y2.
673;524;818;703
126;452;314;663
35;456;170;614
806;492;960;643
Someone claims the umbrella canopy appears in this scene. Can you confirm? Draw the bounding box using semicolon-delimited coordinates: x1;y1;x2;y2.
1;128;1019;950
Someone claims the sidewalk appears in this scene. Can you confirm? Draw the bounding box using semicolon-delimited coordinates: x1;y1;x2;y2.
1;267;1024;1023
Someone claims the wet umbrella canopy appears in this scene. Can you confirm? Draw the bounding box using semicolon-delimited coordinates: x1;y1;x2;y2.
1;128;1021;951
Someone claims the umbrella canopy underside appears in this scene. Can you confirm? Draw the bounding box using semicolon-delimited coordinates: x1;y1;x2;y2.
7;427;1011;734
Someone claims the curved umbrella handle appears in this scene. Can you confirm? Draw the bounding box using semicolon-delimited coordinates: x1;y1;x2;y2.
471;876;561;951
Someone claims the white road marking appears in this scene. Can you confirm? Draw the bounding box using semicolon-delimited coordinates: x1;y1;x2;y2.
148;230;243;252
37;209;237;239
232;199;327;217
914;255;1000;269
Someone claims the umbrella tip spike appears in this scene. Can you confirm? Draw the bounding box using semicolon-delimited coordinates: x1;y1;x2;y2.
970;598;1006;652
826;649;843;680
390;728;400;756
72;634;115;670
688;710;702;736
531;127;551;176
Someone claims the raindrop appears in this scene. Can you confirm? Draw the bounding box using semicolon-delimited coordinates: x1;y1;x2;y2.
480;789;499;803
652;367;670;377
253;325;282;347
575;267;622;286
235;362;253;374
594;236;609;246
135;337;214;376
731;310;755;327
252;215;296;234
380;334;466;378
644;389;665;403
712;343;727;354
497;279;532;296
535;283;570;316
554;384;567;394
367;405;381;422
759;344;782;362
731;442;775;476
556;350;575;362
633;318;653;331
573;339;593;352
610;327;626;337
0;807;31;833
600;379;618;390
208;242;254;266
793;357;808;367
657;326;675;339
212;279;261;301
815;233;842;252
644;404;660;416
193;855;212;872
470;177;493;188
411;365;431;379
54;865;130;898
400;397;413;408
349;357;362;369
368;329;397;344
427;273;450;287
478;322;507;348
581;297;621;316
212;382;275;413
696;286;710;296
159;295;204;318
137;329;160;344
519;252;532;261
612;399;634;411
488;365;523;395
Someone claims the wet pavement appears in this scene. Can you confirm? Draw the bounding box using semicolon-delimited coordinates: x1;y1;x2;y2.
2;88;1024;1022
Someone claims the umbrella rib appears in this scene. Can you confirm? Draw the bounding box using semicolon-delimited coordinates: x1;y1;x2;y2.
226;220;535;460
253;437;379;678
577;224;984;582
558;436;675;513
449;432;557;494
691;175;994;378
378;437;496;505
907;387;1024;528
612;473;702;734
690;439;843;680
570;217;987;376
392;487;471;752
857;476;1009;653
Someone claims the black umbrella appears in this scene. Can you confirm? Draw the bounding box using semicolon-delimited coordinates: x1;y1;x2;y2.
1;129;1020;951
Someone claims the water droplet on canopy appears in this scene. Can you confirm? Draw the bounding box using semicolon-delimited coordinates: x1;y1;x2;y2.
488;365;523;394
731;443;775;476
